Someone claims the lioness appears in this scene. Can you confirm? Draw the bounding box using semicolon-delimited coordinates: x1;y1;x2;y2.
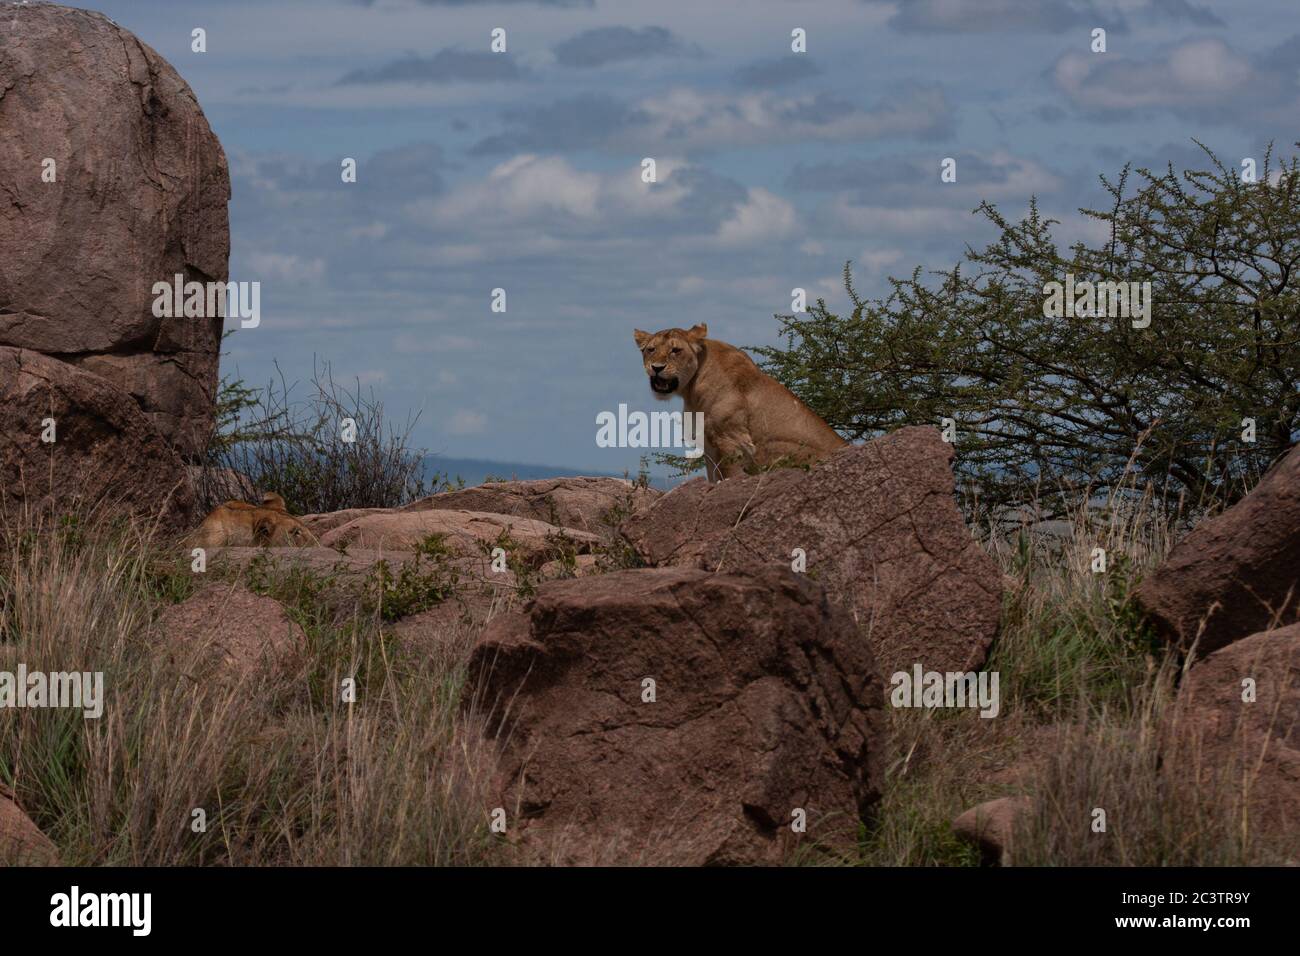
189;492;319;549
633;323;846;481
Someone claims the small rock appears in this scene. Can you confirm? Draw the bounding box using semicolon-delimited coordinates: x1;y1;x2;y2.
952;795;1032;865
0;784;58;866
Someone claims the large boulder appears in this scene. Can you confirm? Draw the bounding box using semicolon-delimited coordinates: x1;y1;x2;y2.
299;507;390;536
622;427;1002;676
1135;445;1300;657
1165;622;1300;848
0;347;195;527
0;784;58;866
320;509;600;565
403;477;660;539
621;470;805;567
468;565;884;865
0;3;230;458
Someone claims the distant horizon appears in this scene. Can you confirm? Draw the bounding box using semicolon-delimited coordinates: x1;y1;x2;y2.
423;453;680;490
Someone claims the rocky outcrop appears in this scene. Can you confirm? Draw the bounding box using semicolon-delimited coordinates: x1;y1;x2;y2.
621;469;804;567
154;584;305;680
1165;622;1300;847
0;347;195;527
0;784;58;866
1135;445;1300;657
0;3;229;459
403;476;659;539
622;427;1003;676
320;509;600;565
300;508;390;536
468;565;883;865
388;590;513;662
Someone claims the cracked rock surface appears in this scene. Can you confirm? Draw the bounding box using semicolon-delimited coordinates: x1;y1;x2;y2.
0;346;195;527
623;426;1003;676
0;3;229;458
468;564;883;865
402;476;661;541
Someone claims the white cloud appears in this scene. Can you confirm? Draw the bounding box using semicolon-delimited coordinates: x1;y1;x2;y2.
411;154;693;229
856;248;906;273
1054;39;1254;112
393;332;478;353
715;188;798;246
246;251;326;284
609;85;952;151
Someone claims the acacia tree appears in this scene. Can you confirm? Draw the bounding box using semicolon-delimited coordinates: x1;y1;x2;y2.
757;143;1300;518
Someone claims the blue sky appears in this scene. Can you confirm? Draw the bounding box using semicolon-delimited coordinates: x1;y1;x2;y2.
85;0;1300;474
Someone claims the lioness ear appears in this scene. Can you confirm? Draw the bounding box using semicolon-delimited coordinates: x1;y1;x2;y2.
686;323;708;341
633;329;650;348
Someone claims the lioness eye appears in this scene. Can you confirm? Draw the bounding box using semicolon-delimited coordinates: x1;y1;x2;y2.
671;347;681;354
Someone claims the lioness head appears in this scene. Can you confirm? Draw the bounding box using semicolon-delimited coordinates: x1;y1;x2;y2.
254;511;318;547
632;323;708;399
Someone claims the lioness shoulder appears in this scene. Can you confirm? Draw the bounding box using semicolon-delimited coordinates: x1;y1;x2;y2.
633;323;846;481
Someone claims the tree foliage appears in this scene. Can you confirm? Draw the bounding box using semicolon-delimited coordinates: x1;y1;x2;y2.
757;143;1300;518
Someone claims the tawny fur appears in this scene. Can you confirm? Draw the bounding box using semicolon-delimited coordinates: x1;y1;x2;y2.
188;493;319;549
633;323;846;481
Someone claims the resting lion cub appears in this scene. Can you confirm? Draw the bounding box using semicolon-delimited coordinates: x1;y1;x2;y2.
189;492;320;549
633;323;846;481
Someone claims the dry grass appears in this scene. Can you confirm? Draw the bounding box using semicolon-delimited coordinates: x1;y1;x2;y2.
0;508;499;866
858;476;1280;866
0;471;1284;866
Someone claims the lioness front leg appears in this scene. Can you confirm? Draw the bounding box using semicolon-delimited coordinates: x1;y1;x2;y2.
714;432;756;480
